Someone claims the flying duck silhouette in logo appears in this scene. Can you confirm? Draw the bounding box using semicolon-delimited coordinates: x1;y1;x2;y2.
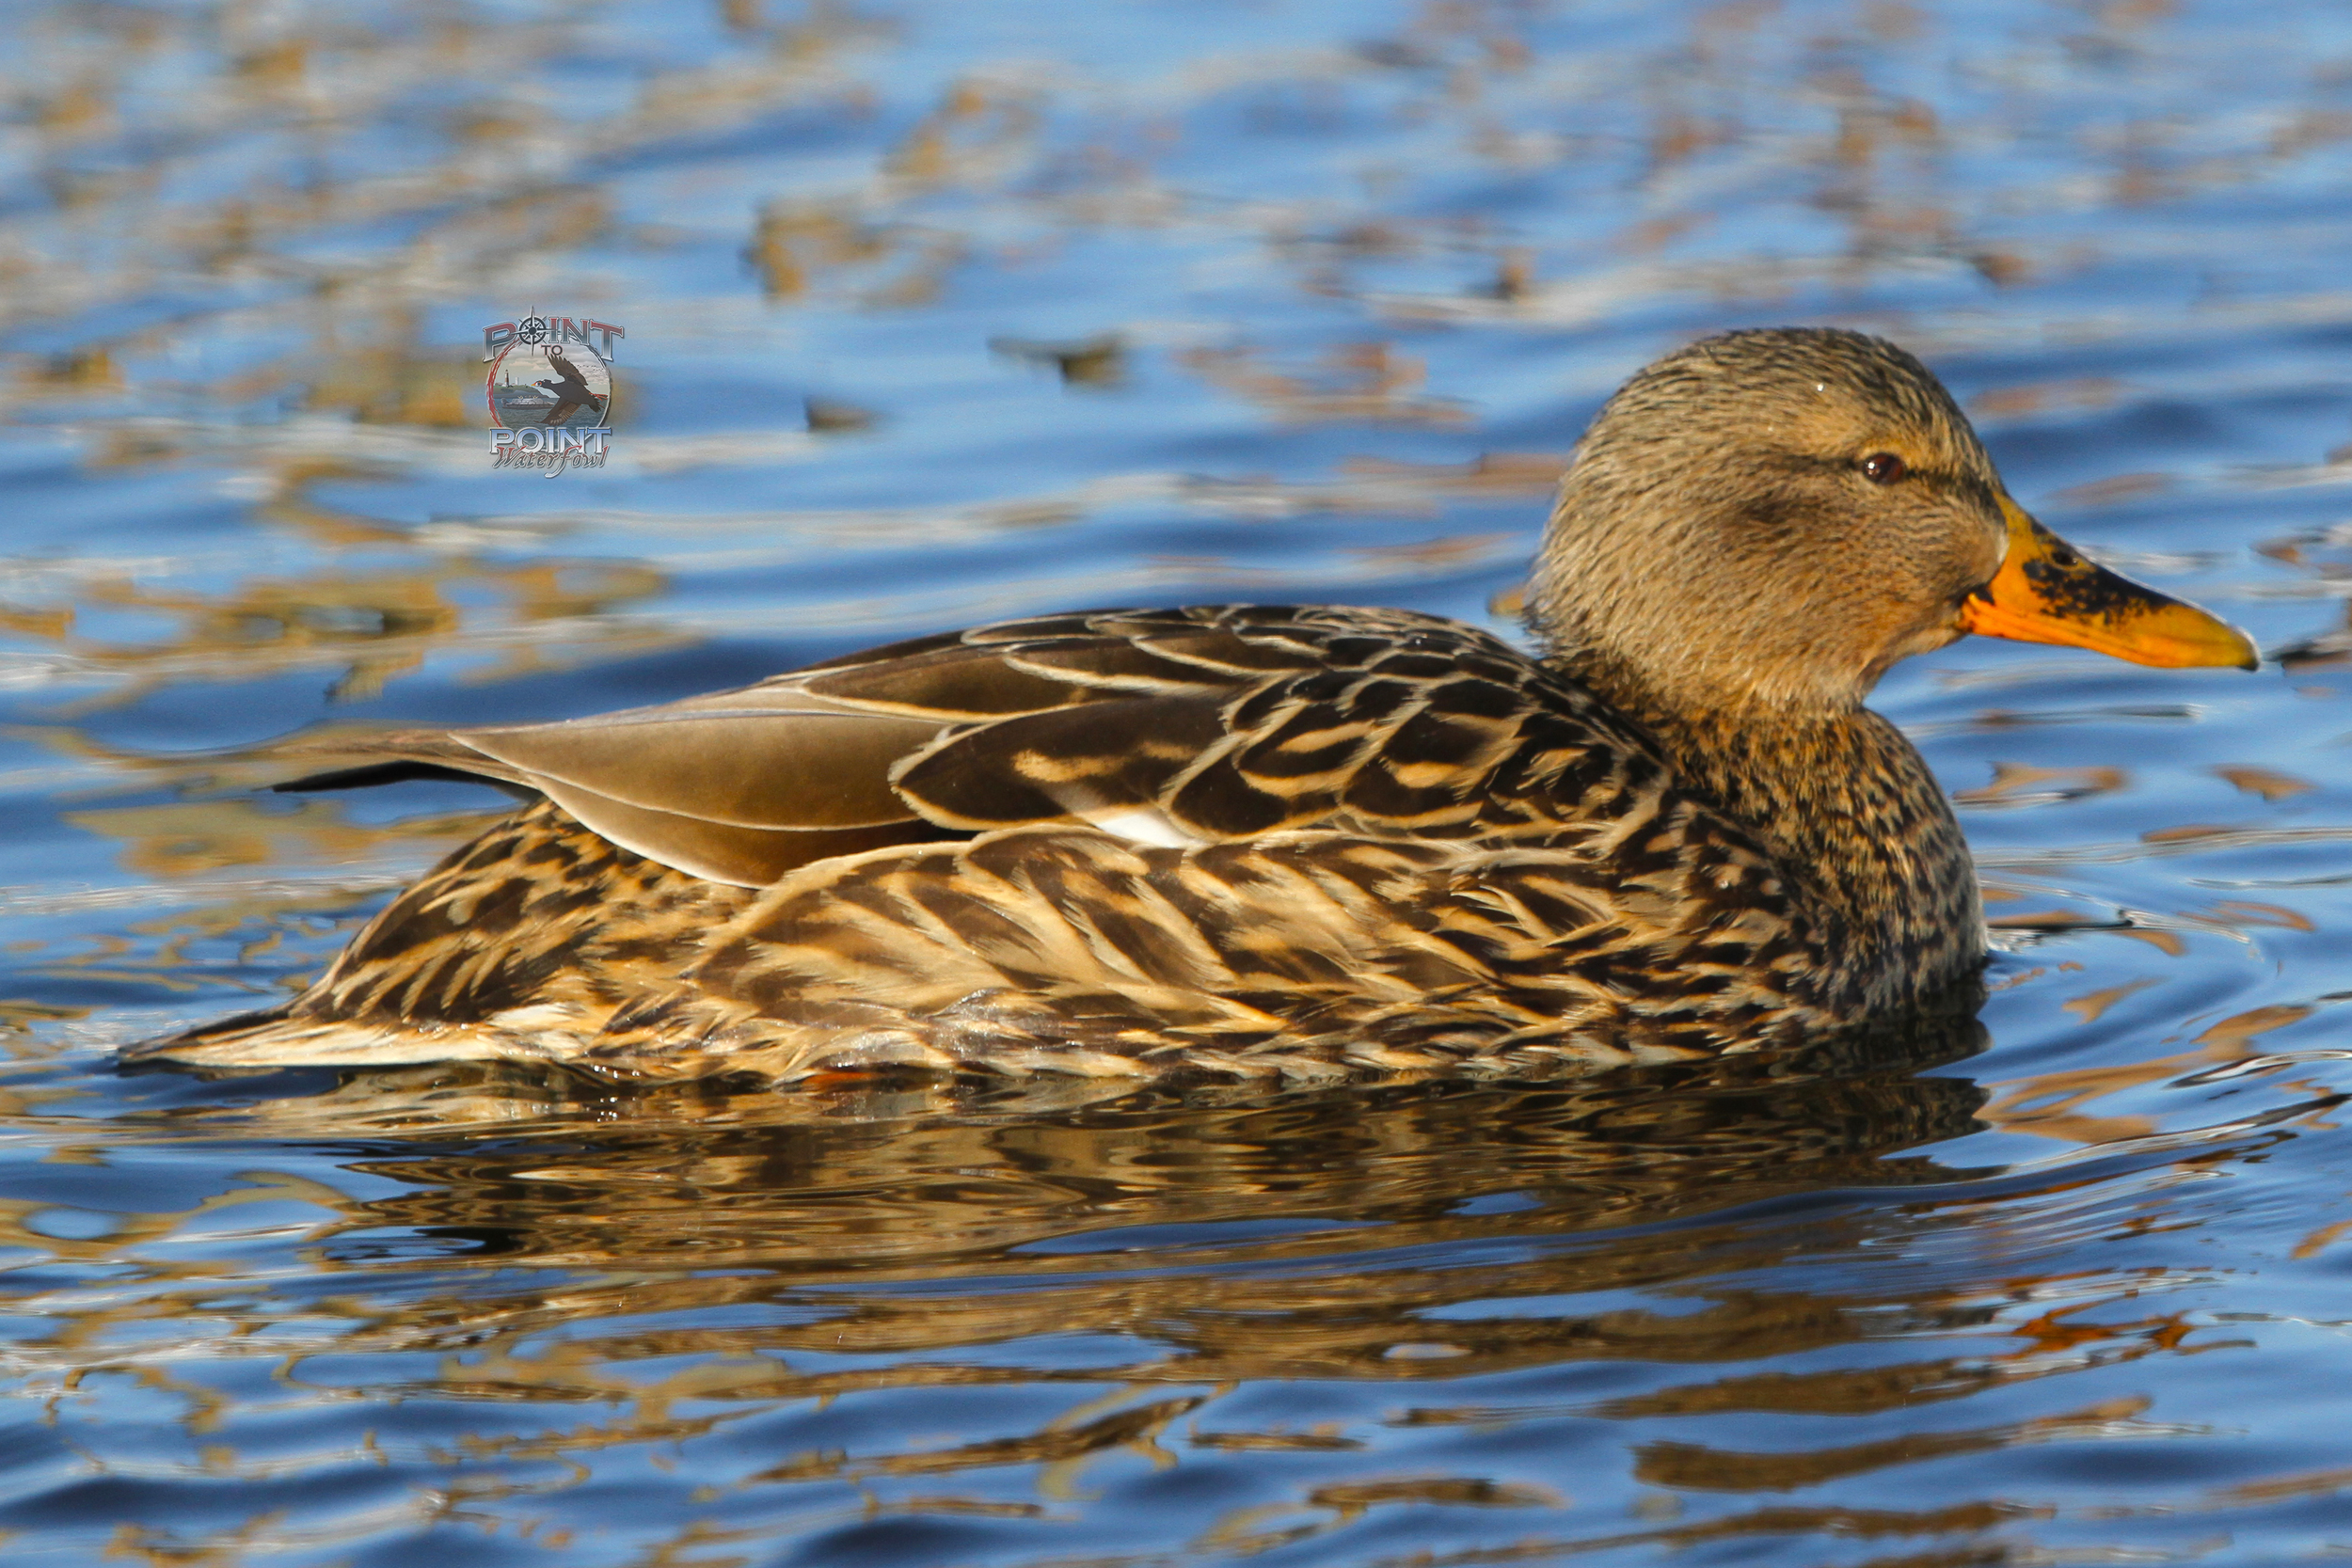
534;347;607;427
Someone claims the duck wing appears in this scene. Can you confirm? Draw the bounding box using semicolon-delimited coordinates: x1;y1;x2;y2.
276;605;1623;886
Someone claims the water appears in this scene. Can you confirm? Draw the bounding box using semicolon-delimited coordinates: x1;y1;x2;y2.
5;0;2352;1561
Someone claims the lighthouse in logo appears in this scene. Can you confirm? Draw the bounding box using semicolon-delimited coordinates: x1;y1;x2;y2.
484;314;624;474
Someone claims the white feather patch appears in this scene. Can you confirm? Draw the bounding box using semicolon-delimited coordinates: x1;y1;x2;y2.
1079;806;1204;847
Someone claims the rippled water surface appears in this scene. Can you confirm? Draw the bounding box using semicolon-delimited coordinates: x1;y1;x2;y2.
7;0;2352;1562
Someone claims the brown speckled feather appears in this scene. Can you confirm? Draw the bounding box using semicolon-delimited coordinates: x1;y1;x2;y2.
135;604;1971;1083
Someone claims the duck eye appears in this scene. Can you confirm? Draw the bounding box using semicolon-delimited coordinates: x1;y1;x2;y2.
1860;452;1907;484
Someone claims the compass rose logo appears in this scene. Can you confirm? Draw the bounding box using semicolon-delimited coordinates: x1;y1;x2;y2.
482;312;625;475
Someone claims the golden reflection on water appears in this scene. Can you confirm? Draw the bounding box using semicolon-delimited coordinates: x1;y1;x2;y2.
6;0;2352;1561
10;1013;2336;1563
5;0;2351;722
17;1035;2029;1550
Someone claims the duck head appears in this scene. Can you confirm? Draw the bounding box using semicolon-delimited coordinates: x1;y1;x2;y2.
1529;327;2256;716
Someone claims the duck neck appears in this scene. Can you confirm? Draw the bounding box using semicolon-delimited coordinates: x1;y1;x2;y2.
1561;653;1985;1006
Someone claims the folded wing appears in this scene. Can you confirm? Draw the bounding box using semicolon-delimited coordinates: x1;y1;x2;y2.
275;606;1612;886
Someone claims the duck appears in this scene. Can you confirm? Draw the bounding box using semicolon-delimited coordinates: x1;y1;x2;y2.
133;327;2257;1086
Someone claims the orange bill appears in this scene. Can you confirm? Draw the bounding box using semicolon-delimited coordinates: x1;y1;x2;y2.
1959;499;2258;671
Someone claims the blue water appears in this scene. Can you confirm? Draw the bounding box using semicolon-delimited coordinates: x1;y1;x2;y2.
6;0;2352;1562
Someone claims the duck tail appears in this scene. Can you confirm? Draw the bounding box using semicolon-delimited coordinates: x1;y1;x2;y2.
122;1007;524;1072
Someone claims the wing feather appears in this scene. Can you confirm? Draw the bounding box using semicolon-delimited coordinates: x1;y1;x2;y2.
892;697;1230;830
265;605;1621;884
458;710;935;830
798;648;1084;717
533;779;934;887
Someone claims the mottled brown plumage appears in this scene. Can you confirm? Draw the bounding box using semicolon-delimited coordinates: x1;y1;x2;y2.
134;328;2254;1085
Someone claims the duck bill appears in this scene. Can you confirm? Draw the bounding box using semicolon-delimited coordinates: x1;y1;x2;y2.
1958;499;2258;671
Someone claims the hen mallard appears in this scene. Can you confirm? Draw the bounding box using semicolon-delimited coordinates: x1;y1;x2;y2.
136;328;2256;1085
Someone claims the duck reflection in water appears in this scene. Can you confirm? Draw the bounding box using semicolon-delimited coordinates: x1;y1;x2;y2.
177;1016;1990;1367
134;328;2256;1085
98;1018;2030;1552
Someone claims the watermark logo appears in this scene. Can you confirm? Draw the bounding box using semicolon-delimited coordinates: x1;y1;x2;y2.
484;314;624;476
